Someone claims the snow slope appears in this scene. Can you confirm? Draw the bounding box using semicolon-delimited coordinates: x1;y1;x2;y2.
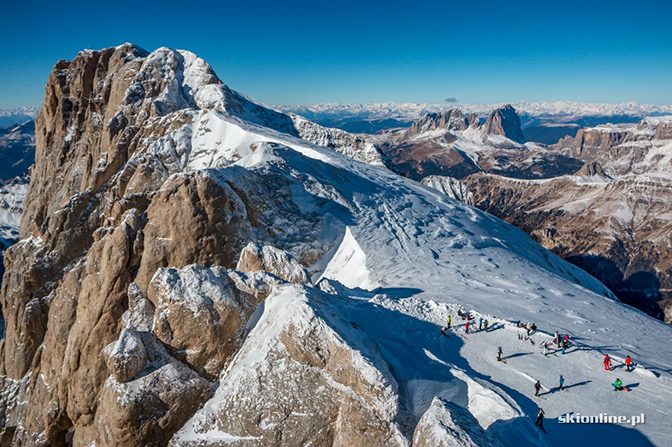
163;107;671;446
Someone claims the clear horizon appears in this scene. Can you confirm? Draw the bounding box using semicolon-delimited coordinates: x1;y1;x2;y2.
2;0;671;109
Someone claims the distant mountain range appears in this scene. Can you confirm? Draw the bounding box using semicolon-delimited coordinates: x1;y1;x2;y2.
277;101;672;137
0;107;39;128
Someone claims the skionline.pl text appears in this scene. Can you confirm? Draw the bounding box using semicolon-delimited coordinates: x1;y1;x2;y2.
559;413;645;427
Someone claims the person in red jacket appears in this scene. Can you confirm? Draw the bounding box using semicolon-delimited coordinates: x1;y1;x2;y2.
626;355;632;372
465;320;470;334
604;354;612;370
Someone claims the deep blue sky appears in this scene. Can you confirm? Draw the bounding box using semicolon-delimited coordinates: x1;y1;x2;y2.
1;0;671;108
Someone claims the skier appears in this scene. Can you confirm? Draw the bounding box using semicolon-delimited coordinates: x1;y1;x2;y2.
554;330;560;348
541;341;548;356
626;355;632;372
446;315;452;329
534;380;542;396
564;334;569;345
497;347;503;362
558;375;564;391
484;319;489;332
465;320;470;334
604;354;612;371
535;407;545;430
613;378;625;391
562;339;568;355
479;317;483;331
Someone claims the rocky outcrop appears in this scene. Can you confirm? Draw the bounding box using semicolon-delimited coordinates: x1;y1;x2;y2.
106;328;148;383
149;265;267;379
405;109;478;136
481;105;525;143
421;175;475;205
560;125;630;160
171;285;408;447
413;397;504;447
236;242;311;284
575;161;609;178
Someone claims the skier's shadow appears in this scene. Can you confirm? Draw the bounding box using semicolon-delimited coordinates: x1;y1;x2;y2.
483;323;504;333
502;352;532;360
562;380;592;391
539;380;591;396
624;382;640;389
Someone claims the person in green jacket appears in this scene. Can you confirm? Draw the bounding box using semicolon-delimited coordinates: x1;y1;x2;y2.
613;378;624;391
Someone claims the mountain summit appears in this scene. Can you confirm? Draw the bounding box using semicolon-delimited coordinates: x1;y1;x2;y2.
1;45;671;447
482;104;526;143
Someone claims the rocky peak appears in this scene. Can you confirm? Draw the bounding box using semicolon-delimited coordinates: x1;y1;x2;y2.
405;109;479;137
481;104;525;143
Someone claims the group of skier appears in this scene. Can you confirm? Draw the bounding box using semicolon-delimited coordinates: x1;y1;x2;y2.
444;311;489;335
440;309;638;434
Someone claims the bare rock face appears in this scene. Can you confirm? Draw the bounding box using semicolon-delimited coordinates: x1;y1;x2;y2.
237;242;312;285
134;171;254;291
413;397;504;447
481;105;525;143
563;126;630;160
421;175;475;206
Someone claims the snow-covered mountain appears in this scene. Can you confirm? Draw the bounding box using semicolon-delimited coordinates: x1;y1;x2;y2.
278;101;672;124
1;44;672;447
0;107;39;129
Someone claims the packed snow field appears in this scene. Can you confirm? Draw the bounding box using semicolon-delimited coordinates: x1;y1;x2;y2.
171;106;672;446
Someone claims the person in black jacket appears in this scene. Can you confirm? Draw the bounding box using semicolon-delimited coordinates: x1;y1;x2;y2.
535;407;545;429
